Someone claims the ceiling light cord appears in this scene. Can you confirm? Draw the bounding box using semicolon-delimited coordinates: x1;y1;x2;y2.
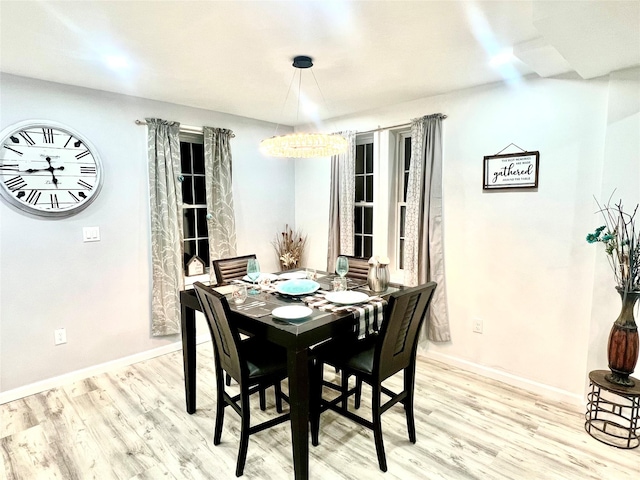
296;68;302;124
310;68;337;129
260;56;348;158
272;69;298;137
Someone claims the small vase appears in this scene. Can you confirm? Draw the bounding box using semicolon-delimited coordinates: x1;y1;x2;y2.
606;288;640;387
279;262;295;272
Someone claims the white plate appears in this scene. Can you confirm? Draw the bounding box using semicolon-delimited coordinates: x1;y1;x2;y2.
242;273;279;282
278;271;307;280
213;284;235;295
272;305;313;321
325;291;370;305
275;279;320;296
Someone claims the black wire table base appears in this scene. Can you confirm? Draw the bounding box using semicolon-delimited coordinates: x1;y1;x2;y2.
585;370;640;449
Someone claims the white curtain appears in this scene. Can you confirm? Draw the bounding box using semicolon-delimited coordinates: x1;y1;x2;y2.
203;127;238;284
403;114;450;343
147;118;184;336
327;131;356;271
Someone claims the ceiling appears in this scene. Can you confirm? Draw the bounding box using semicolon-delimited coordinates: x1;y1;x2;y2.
1;1;639;127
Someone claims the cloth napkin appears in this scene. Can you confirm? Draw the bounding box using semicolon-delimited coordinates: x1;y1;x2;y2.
232;278;282;294
302;293;387;340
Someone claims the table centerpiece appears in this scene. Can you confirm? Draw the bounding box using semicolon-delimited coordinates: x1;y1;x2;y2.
587;196;640;386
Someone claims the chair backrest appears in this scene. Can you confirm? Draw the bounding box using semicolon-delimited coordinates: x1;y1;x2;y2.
193;282;243;382
375;282;437;381
342;255;369;280
212;254;257;285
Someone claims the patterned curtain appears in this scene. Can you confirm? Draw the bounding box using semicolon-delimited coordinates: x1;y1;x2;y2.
147;118;184;336
203;127;237;284
403;114;450;343
327;131;356;271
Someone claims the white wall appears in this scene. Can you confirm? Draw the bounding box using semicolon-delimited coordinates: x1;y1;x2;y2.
295;158;331;271
2;67;638;405
296;68;640;404
0;74;295;394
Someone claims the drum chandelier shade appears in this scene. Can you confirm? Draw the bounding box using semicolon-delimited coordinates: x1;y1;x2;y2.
260;133;348;158
260;56;348;159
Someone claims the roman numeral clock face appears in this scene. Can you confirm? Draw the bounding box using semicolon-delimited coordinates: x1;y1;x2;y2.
0;121;103;218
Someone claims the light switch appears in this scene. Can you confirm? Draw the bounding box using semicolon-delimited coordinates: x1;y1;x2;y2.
82;226;100;242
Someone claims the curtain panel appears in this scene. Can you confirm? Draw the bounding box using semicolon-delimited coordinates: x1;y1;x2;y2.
403;114;450;343
203;127;238;284
147;118;184;336
327;131;356;272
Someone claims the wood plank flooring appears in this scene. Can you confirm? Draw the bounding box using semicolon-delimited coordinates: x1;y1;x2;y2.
2;344;639;479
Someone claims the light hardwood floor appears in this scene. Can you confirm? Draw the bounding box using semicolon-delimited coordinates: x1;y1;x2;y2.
2;344;639;479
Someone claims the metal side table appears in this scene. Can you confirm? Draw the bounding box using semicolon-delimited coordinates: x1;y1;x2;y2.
585;370;640;449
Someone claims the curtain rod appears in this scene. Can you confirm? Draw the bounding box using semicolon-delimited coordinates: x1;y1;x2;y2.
134;120;235;137
356;114;447;135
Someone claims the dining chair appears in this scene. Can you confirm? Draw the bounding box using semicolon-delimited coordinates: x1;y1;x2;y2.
194;282;290;477
212;254;257;286
310;282;437;472
211;254;258;388
342;255;369;280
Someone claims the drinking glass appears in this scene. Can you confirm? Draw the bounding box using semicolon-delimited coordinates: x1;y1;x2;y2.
331;277;347;292
305;268;317;281
335;256;349;278
231;284;248;304
246;259;261;295
258;275;272;289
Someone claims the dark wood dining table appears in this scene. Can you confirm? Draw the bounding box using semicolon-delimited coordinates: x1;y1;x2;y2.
179;272;387;480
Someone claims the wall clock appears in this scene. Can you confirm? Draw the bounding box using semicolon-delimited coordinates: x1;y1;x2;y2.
0;120;104;218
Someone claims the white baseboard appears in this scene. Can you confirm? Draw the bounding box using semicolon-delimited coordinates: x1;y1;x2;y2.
3;336;584;408
421;350;584;407
0;334;212;405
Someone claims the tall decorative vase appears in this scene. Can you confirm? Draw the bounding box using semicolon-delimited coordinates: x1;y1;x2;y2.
606;288;640;387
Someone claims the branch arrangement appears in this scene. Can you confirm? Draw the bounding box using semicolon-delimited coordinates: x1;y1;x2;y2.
272;224;307;270
587;194;640;292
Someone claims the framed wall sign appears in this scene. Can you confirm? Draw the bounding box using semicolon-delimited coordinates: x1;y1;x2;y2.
483;151;539;190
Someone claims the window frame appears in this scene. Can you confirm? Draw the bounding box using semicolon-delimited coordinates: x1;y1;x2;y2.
351;128;410;282
179;131;210;279
395;130;411;272
354;133;375;259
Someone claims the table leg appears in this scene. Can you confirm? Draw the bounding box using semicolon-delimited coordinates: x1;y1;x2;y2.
287;347;310;480
181;302;197;414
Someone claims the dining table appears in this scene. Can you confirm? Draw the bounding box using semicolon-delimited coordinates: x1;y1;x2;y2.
179;270;398;480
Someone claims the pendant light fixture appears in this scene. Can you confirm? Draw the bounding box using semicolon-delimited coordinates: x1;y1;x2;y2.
260;56;348;158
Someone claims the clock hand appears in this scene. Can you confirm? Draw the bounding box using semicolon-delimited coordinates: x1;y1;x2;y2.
20;163;65;174
44;157;64;188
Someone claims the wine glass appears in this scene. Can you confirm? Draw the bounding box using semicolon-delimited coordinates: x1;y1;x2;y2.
335;256;349;278
246;258;261;295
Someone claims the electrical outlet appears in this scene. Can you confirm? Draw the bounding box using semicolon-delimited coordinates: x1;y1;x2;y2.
473;318;483;334
82;226;100;242
54;328;67;345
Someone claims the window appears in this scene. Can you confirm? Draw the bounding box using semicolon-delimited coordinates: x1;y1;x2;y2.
351;129;411;280
180;135;209;270
397;134;411;269
354;138;374;258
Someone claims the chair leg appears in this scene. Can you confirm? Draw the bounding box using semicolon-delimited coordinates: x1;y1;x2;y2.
259;387;266;411
404;365;417;443
310;361;322;446
354;377;363;409
226;373;232;386
372;383;387;472
236;390;251;477
341;369;349;410
214;371;226;445
274;381;283;413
